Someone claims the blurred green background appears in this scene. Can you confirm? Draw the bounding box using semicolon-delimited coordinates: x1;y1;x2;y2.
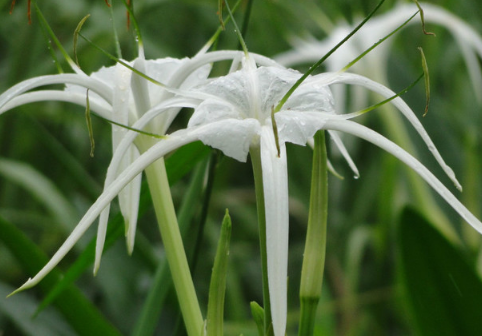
1;0;481;335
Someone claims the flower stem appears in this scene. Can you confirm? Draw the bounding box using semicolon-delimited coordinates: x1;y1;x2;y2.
144;156;203;336
250;145;273;334
298;131;328;336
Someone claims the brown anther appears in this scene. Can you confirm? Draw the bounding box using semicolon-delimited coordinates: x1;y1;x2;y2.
9;0;17;15
9;0;31;24
104;0;111;7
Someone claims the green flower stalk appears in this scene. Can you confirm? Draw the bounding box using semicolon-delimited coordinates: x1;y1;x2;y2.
298;130;328;336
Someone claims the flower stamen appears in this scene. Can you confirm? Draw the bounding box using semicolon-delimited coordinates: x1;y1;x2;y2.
85;89;95;157
271;106;281;158
9;0;31;24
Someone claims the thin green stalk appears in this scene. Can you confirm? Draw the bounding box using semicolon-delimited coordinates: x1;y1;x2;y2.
175;152;218;336
250;146;272;334
107;0;123;59
298;131;328;336
237;0;254;51
224;0;249;56
143;156;203;336
132;160;209;336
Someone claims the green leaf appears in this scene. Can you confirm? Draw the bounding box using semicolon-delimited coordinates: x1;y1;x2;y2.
0;216;122;336
397;207;482;335
205;209;232;336
250;301;265;336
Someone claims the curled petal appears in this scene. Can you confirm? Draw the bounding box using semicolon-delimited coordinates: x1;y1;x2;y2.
192;118;261;162
94;98;198;272
311;72;462;191
327;130;360;178
10;126;203;296
275;111;329;146
0;74;113;110
324;119;482;234
0;90;111;119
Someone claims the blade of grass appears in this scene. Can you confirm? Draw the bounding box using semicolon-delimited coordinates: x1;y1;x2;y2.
33;2;79;72
250;301;265;336
205;210;232;336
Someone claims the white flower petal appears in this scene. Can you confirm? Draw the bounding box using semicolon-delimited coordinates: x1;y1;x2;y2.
259;126;289;336
131;57;152;119
0;74;113;110
325;119;482;233
193;118;261;162
12;126;202;294
94;98;198;272
0;91;111;119
276;111;329;146
328;130;360;178
313;72;462;191
111;61;142;255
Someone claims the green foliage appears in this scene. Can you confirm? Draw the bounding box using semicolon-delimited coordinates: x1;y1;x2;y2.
398;207;482;335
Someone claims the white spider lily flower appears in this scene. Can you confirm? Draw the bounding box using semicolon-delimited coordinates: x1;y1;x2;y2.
0;50;208;269
0;49;280;274
275;2;482;109
7;53;482;335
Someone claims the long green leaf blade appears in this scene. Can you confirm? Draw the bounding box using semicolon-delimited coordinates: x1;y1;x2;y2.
398;207;482;335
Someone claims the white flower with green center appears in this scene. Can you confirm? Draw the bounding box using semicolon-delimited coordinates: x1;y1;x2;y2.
4;50;481;335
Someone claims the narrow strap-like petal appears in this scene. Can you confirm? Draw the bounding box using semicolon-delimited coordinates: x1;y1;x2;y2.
0;91;112;119
312;72;462;191
94;98;197;272
325;119;482;234
0;74;113;110
259;126;289;336
10;127;201;295
327;130;360;178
